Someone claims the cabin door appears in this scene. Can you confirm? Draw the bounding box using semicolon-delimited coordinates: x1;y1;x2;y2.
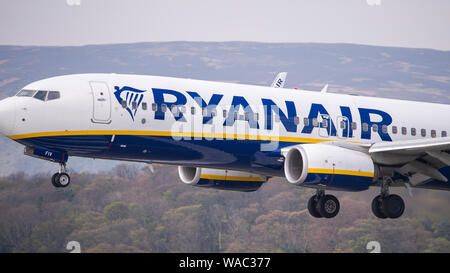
90;81;111;123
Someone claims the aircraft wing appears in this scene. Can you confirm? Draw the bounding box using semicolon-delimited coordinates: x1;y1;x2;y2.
369;137;450;154
368;137;450;185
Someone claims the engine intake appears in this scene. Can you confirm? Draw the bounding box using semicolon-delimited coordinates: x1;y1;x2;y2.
283;144;375;191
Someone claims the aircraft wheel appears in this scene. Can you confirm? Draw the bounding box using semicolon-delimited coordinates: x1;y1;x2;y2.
307;195;323;218
51;173;61;188
317;194;340;218
371;195;388;219
57;173;71;187
381;194;405;219
52;173;70;188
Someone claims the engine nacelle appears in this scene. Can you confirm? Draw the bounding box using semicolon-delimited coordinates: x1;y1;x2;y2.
283;144;375;191
178;166;267;192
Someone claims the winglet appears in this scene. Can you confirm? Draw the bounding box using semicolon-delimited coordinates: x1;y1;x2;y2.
271;72;287;88
321;84;328;93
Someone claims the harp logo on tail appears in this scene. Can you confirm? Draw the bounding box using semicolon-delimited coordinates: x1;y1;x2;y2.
113;86;146;121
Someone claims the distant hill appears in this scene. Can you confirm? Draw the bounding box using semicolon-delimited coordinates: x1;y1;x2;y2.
0;42;449;175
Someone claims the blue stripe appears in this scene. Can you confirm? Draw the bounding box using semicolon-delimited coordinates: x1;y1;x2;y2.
303;172;373;191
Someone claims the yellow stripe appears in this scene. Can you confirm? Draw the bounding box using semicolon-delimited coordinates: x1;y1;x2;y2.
8;130;362;144
200;174;264;182
308;168;374;177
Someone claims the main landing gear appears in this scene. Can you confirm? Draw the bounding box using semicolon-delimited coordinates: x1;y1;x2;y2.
51;163;71;188
371;177;405;219
306;178;406;219
307;189;340;218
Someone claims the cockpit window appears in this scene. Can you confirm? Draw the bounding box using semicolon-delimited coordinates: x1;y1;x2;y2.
47;91;60;101
17;89;36;97
16;89;61;101
34;90;48;101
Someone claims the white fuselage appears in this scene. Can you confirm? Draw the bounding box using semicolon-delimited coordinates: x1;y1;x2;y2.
0;73;449;178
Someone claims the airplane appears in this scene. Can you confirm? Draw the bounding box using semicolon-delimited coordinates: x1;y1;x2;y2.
0;73;449;219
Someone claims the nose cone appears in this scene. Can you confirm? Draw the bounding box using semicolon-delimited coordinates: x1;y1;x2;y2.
0;98;16;136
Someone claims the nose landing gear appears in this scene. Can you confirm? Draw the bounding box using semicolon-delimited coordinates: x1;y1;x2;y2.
51;163;71;188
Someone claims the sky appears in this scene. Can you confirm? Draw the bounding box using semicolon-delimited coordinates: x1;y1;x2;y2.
0;0;449;50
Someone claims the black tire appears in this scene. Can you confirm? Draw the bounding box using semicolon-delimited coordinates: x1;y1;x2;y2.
307;195;323;218
371;195;388;219
57;173;71;188
381;194;405;219
51;173;61;188
317;194;340;218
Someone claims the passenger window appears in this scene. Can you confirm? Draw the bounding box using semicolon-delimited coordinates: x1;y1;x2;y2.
362;123;369;132
17;89;36;97
121;100;127;108
392;126;398;134
421;129;426;137
411;128;416;136
172;105;178;114
304;118;310;126
47;91;60;101
372;124;378;132
431;130;436;138
151;103;157;111
351;122;357;130
442;131;447;137
33;90;47;101
191;107;196;115
132;101;137;110
312;118;318;127
294;116;299;125
161;104;167;112
340;121;346;129
211;109;217;117
142;102;147;110
322;119;328;128
402;127;407;135
382;125;387;134
254;113;259;121
202;108;208;117
233;111;238;120
244;112;249;121
223;110;227;118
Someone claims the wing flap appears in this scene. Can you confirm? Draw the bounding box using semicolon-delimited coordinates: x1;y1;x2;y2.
397;160;448;183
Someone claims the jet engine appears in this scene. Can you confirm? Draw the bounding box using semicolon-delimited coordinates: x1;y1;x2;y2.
178;166;267;192
283;144;375;191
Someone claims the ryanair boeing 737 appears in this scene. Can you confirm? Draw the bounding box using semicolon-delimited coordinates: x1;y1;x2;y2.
0;73;449;219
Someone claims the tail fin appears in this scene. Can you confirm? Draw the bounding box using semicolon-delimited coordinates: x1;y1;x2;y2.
271;72;287;88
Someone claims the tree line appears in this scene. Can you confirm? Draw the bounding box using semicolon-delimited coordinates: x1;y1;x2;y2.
0;164;448;253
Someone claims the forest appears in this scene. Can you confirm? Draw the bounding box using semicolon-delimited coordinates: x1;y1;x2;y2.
0;163;448;253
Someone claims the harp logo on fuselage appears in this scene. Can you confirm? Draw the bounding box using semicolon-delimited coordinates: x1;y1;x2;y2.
113;86;146;121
